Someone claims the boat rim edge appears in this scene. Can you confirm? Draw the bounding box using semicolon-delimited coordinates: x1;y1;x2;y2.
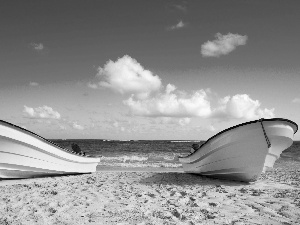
0;119;99;159
179;118;298;159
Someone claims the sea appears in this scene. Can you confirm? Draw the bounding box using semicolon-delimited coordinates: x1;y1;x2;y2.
50;139;300;170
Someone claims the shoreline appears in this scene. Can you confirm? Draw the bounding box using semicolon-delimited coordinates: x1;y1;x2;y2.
1;159;300;224
96;165;184;173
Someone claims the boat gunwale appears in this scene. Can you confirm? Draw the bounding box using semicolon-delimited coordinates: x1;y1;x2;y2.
0;120;100;159
179;118;298;159
0;135;99;164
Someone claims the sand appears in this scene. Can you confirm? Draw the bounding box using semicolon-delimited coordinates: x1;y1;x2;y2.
1;159;300;225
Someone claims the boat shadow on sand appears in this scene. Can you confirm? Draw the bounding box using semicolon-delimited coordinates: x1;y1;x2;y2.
139;173;248;187
0;173;89;186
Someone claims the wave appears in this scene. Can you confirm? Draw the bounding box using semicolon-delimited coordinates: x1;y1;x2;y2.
99;154;179;163
148;154;178;162
97;154;182;168
100;155;148;163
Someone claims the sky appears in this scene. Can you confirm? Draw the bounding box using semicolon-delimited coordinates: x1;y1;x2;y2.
1;0;300;140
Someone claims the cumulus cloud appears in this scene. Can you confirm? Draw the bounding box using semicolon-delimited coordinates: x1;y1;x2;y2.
89;55;162;99
292;98;300;104
212;94;274;120
174;4;187;12
201;33;248;57
124;88;274;121
30;43;44;51
89;55;273;122
208;125;216;132
113;121;119;128
195;124;217;133
179;118;191;126
168;20;187;30
167;3;187;12
124;84;212;117
29;82;39;86
87;82;98;89
23;105;61;119
72;122;84;130
58;124;67;130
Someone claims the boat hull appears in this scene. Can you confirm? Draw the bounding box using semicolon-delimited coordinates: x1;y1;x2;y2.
179;119;298;182
0;121;100;179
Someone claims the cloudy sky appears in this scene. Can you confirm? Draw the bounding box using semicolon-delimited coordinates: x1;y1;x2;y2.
1;0;300;140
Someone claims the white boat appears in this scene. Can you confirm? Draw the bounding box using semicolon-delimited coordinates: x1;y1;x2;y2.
0;120;100;179
179;118;298;182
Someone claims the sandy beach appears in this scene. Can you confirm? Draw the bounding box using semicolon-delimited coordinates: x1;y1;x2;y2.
1;159;300;225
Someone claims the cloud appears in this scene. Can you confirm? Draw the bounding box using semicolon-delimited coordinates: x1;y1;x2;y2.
155;117;191;126
174;4;187;12
29;82;39;86
179;118;191;126
201;33;248;57
124;84;212;117
23;105;61;119
58;124;67;130
87;82;98;89
208;125;216;132
30;42;44;51
167;3;187;12
113;121;119;128
211;94;275;120
89;55;162;99
292;98;300;103
90;55;274;122
124;88;274;121
168;20;187;30
72;122;84;130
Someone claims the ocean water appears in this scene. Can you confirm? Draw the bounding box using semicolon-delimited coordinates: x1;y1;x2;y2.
279;141;300;161
51;140;300;169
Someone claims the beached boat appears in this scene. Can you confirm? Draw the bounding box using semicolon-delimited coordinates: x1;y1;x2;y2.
179;118;298;182
0;120;100;179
